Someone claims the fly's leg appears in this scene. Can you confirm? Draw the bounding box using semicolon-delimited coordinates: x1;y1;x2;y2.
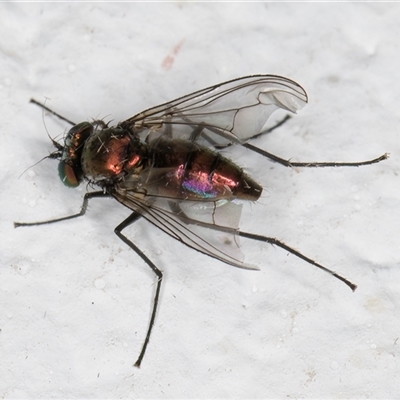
239;231;357;291
240;115;292;142
210;115;292;148
114;212;163;368
242;142;388;168
30;98;76;126
14;191;108;227
239;114;388;167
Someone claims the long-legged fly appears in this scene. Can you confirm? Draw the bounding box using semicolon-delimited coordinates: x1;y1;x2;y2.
15;75;387;367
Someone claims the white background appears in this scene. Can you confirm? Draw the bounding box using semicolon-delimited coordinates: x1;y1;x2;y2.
1;3;399;399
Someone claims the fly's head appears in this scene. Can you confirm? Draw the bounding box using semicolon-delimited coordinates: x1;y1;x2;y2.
56;122;94;188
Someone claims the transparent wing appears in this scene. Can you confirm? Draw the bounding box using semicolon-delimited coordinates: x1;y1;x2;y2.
112;187;259;270
124;75;308;147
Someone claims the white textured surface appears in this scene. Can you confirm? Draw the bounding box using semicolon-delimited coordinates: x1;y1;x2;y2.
1;3;399;398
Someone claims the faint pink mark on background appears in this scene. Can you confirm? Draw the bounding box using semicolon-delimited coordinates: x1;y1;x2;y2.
161;39;185;71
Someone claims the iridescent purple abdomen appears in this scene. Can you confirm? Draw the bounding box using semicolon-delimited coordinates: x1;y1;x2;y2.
144;137;262;201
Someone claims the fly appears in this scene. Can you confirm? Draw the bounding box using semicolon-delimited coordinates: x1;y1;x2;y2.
15;75;387;367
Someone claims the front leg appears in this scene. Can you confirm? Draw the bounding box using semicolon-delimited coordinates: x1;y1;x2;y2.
14;191;109;227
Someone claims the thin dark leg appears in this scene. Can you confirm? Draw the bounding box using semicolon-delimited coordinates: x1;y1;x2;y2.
30;98;76;126
14;191;108;227
242;114;388;167
114;212;163;368
248;115;292;140
239;231;357;292
243;142;388;168
204;116;293;149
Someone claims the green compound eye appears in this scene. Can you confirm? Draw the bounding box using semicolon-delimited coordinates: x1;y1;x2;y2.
58;160;80;187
